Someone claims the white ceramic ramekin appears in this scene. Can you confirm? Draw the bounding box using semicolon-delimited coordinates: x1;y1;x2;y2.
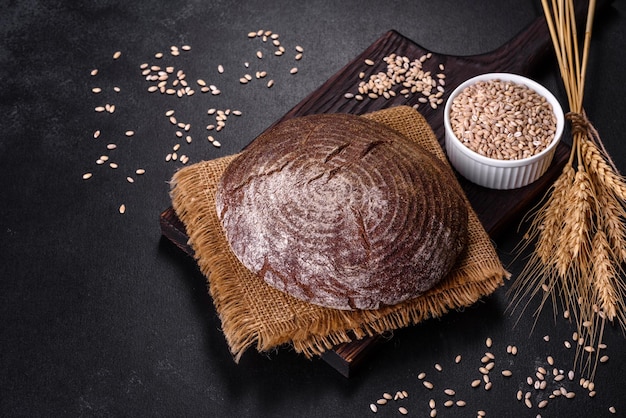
443;73;565;190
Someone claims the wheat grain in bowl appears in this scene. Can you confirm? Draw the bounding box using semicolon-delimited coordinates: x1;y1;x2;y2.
444;73;565;190
449;78;556;160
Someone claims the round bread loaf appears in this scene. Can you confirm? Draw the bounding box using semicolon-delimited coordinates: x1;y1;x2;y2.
215;113;468;310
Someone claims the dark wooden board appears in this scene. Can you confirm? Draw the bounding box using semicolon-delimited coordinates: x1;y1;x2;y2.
161;0;602;377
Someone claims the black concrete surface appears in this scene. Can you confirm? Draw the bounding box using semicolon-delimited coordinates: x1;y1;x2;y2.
2;1;625;417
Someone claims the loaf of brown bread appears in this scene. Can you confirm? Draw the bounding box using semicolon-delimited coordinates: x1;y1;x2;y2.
215;113;468;310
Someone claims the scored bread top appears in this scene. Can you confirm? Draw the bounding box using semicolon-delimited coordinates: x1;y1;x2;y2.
215;113;468;310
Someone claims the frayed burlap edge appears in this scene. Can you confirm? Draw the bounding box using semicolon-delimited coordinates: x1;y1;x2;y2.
170;106;508;361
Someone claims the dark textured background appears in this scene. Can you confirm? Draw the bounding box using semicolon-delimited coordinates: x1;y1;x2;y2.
1;1;625;417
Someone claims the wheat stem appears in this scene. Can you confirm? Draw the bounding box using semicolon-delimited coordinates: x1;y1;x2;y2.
511;0;624;380
578;0;596;107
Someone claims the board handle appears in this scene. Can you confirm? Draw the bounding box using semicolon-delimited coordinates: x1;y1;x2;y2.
473;0;612;75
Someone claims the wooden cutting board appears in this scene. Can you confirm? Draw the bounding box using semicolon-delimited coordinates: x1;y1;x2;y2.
161;0;602;377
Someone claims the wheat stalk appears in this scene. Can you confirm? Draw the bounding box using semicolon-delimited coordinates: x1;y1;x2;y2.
583;138;626;200
509;0;626;380
590;231;619;321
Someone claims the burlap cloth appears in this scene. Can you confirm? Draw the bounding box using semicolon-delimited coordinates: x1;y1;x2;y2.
170;105;507;361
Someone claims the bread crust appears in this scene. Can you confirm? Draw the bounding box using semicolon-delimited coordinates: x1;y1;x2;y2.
216;113;468;310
